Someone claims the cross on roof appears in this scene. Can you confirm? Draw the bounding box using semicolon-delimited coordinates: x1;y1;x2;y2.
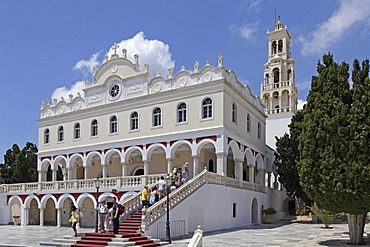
112;43;120;55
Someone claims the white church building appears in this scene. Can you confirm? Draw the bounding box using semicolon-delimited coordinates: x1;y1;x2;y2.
0;18;296;238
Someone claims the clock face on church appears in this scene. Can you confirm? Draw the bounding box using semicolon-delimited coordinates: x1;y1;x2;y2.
110;84;120;97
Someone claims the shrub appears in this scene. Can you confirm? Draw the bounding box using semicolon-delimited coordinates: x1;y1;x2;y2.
263;207;277;215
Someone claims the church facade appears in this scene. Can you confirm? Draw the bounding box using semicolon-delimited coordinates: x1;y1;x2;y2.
0;19;295;235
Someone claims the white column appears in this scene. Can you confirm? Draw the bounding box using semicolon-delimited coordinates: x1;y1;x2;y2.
43;171;47;182
84;166;90;179
51;169;57;181
166;159;173;174
67;168;72;180
38;171;43;182
102;164;108;178
121;162;128;177
63;168;67;181
248;165;254;183
216;153;227;175
279;96;282;112
56;208;62;227
39;208;44;227
235;160;243;181
22;208;29;226
143;161;149;185
192;155;199;177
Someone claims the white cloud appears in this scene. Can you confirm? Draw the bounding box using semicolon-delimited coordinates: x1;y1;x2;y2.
298;0;370;56
229;21;259;41
106;32;175;77
247;0;263;12
51;81;85;103
73;52;101;77
297;99;307;110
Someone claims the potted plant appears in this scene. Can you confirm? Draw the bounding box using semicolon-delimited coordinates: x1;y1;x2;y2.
263;207;277;224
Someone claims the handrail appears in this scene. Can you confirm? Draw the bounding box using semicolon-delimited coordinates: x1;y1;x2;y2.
0;174;165;194
141;169;265;231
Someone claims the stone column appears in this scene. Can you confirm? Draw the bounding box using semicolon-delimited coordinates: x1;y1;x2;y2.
216;153;227;176
192;155;199;177
143;161;149;185
248;165;254;183
43;171;47;182
39;208;44;227
38;171;43;182
84;166;90;179
67;167;72;180
22;208;29;226
166;158;173;175
102;164;108;178
56;208;62;227
51;169;57;181
121;162;128;177
234;160;243;182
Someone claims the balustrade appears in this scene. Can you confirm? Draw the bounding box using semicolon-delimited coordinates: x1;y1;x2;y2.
0;173;165;194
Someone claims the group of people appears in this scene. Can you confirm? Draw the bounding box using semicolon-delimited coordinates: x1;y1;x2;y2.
69;162;190;237
69;197;122;237
141;162;190;208
95;197;121;234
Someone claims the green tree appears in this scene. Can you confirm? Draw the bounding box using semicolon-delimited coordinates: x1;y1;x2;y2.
275;110;310;204
0;142;38;183
299;53;370;244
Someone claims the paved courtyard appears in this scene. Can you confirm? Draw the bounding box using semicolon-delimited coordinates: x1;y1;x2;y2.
0;222;369;247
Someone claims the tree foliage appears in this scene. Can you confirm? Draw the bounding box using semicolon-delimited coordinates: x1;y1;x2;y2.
275;110;309;202
0;142;38;183
298;53;370;244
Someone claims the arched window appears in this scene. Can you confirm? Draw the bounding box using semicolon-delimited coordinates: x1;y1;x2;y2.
258;122;261;139
232;103;237;124
278;40;283;53
131;112;139;130
74;123;80;139
264;73;269;84
44;129;50;144
177;103;187;123
58;126;64;142
273;68;280;84
91;119;98;137
272;41;277;54
202;98;212;119
247;114;251;132
110;115;118;133
153;107;162;127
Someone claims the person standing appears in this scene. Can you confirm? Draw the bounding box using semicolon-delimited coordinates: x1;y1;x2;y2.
70;205;80;237
141;186;149;208
181;162;189;184
112;197;119;234
96;200;108;233
157;176;166;200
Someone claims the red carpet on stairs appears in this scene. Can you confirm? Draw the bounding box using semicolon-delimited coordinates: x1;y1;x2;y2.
72;210;160;247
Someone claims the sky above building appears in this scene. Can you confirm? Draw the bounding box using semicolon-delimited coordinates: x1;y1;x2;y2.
0;0;369;162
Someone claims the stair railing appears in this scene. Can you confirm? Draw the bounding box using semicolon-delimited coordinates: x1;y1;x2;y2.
141;168;266;232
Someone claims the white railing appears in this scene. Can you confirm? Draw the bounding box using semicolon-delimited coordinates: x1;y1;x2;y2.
0;174;165;194
141;169;265;231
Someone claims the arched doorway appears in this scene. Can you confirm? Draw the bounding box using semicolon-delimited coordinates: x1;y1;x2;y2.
251;198;258;224
208;159;214;173
133;168;144;176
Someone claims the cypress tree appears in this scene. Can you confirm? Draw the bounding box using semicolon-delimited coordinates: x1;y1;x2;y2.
299;53;370;244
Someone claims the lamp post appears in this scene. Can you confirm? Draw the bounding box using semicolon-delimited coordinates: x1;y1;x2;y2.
164;174;171;243
94;177;100;233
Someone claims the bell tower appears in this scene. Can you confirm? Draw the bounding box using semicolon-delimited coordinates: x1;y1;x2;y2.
260;17;298;149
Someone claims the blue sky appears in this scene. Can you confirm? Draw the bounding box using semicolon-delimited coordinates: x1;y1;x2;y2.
0;0;369;162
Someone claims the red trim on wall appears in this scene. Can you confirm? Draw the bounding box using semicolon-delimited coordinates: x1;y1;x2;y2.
227;137;232;143
146;143;151;149
40;156;52;161
170;140;176;146
161;142;168;147
124;146;129;152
